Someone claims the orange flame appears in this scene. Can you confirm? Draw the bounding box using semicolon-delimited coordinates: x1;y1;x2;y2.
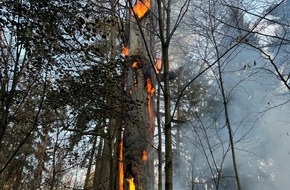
132;61;139;70
141;150;148;161
146;78;155;96
146;77;155;132
122;46;129;56
118;140;124;190
127;177;136;190
132;0;150;18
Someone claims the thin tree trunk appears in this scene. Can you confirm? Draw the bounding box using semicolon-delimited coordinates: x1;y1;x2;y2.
163;45;173;190
217;62;241;190
84;136;97;190
116;131;123;190
93;137;103;189
212;34;241;189
157;73;162;190
175;78;182;188
108;119;116;190
97;136;111;189
157;0;173;188
109;1;118;189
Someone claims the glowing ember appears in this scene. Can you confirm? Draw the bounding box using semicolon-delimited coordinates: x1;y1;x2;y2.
132;61;139;70
118;140;124;190
122;46;129;56
132;0;150;18
127;177;136;190
146;78;155;96
141;150;148;161
146;77;155;132
155;58;162;73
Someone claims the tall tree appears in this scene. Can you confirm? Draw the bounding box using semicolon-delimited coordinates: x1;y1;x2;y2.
122;0;155;189
156;0;190;189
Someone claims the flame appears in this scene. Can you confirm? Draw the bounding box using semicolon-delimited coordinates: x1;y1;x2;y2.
141;150;148;161
132;0;150;18
131;61;139;69
118;140;124;190
122;46;129;56
127;177;136;190
155;58;162;73
146;78;155;96
146;77;155;132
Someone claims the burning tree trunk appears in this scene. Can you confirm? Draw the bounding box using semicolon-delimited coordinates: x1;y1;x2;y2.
122;0;155;189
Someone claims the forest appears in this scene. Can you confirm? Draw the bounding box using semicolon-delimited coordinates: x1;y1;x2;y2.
1;0;290;189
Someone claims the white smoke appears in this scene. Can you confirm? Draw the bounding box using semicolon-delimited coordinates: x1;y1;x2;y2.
170;1;290;189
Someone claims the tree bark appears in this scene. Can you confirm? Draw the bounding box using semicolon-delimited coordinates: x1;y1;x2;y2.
93;137;103;189
123;1;155;189
163;45;173;190
157;74;162;190
156;0;173;188
84;136;97;190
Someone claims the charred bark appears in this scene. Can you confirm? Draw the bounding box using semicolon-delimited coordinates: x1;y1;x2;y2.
124;66;154;190
123;1;155;189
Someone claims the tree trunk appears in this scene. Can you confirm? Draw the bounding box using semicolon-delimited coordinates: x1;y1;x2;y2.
157;73;162;190
97;136;111;189
84;136;97;190
123;1;155;189
212;28;241;190
163;46;173;190
93;137;103;189
156;0;173;188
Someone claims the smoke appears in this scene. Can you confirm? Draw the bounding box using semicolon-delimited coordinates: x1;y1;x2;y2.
252;103;290;190
173;38;290;190
168;1;290;189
